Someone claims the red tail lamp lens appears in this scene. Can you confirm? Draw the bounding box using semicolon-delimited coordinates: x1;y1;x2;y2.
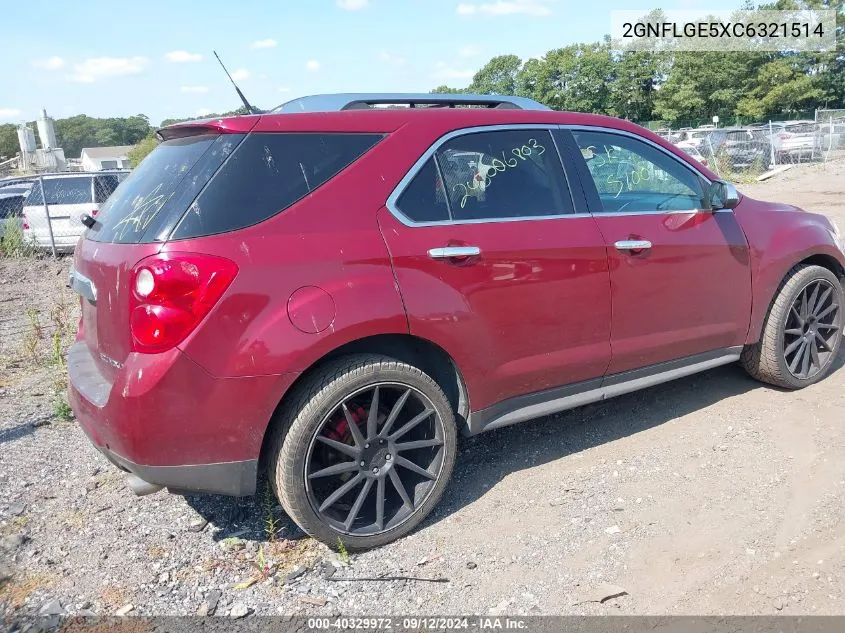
129;253;238;353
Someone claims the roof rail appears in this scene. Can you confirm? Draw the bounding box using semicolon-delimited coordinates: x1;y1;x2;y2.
270;93;551;114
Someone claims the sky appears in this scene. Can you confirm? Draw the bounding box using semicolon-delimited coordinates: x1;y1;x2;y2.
1;0;713;127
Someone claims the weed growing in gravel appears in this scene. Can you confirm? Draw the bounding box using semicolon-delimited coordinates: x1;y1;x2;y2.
261;486;282;542
337;537;350;564
53;397;73;421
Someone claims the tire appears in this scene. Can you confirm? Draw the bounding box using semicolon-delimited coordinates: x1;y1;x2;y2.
268;354;457;550
741;264;843;389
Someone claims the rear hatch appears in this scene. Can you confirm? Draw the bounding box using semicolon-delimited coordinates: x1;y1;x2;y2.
25;176;94;237
72;127;251;380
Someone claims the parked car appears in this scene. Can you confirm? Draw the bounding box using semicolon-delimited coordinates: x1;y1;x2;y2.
0;178;33;245
766;120;817;162
67;93;845;549
719;127;772;170
23;171;128;252
676;144;709;168
815;118;845;153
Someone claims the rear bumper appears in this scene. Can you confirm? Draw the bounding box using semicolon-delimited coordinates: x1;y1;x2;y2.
98;446;258;497
68;341;298;497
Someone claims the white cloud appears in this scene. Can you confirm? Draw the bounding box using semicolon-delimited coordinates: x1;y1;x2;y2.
67;56;149;83
433;62;474;80
33;56;65;70
337;0;368;9
458;45;480;57
230;68;250;81
251;38;277;49
457;0;551;17
0;108;22;119
278;86;292;93
305;60;321;72
196;108;214;117
180;86;209;94
165;50;203;63
379;51;406;66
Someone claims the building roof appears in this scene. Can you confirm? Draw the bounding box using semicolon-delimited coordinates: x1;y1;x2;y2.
80;145;135;159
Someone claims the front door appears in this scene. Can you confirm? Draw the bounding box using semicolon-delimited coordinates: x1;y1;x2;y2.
379;126;612;412
560;128;752;375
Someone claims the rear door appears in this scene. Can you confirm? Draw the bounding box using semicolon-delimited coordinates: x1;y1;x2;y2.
558;127;752;375
379;126;611;412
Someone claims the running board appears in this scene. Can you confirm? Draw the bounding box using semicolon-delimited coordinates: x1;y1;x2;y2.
466;347;743;435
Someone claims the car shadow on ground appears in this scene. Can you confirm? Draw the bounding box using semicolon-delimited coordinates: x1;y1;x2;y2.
184;352;844;545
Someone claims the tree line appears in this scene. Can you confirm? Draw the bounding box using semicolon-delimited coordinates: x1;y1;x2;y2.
433;0;844;127
0;114;152;162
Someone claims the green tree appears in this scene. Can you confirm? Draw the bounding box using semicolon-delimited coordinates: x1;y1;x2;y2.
530;42;616;113
430;85;466;94
610;51;663;121
127;134;159;167
468;54;523;95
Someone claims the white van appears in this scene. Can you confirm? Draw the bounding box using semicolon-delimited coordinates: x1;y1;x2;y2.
22;172;128;252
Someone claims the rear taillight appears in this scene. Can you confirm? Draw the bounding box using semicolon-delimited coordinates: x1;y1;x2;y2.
22;212;29;230
777;133;790;140
129;253;238;353
91;209;98;217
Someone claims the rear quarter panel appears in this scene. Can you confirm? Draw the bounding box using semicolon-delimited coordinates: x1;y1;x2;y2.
734;196;845;343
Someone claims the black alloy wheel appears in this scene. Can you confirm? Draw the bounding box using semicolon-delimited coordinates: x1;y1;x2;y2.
305;383;446;536
782;278;840;379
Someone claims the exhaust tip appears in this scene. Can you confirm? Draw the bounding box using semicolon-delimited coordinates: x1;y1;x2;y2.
125;473;164;497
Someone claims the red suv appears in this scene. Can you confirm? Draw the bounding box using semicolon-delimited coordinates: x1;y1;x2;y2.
68;93;844;549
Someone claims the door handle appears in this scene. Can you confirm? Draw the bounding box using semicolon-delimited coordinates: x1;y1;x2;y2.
428;246;481;259
614;239;652;252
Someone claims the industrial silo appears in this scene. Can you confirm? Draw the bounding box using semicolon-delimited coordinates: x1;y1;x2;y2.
37;108;58;150
17;124;36;153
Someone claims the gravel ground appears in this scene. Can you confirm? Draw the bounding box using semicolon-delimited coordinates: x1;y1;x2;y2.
1;159;844;625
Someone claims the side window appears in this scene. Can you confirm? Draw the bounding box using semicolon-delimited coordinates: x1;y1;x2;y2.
434;130;573;221
395;158;449;222
26;181;43;206
172;133;382;239
94;175;120;203
571;130;708;213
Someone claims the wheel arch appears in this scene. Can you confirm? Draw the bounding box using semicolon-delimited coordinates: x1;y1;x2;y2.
747;248;845;344
257;333;471;473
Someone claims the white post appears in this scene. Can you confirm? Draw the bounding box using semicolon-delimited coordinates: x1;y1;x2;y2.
769;120;776;168
39;175;57;258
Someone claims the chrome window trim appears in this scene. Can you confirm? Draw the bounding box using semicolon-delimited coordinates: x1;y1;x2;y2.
385;124;584;228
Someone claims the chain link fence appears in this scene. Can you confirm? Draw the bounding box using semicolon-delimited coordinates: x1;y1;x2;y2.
655;113;845;183
0;170;128;258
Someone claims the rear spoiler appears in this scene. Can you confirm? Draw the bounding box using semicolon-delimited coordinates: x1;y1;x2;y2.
156;115;262;141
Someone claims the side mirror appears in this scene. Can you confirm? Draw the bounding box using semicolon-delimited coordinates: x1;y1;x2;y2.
709;180;740;210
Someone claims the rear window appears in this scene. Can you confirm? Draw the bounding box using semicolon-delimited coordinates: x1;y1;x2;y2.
87;134;243;243
171;133;382;239
27;177;93;206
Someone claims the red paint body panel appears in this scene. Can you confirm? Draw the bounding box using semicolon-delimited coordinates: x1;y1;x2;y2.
732;196;845;343
69;347;295;466
594;210;752;373
67;106;843;489
378;207;611;410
